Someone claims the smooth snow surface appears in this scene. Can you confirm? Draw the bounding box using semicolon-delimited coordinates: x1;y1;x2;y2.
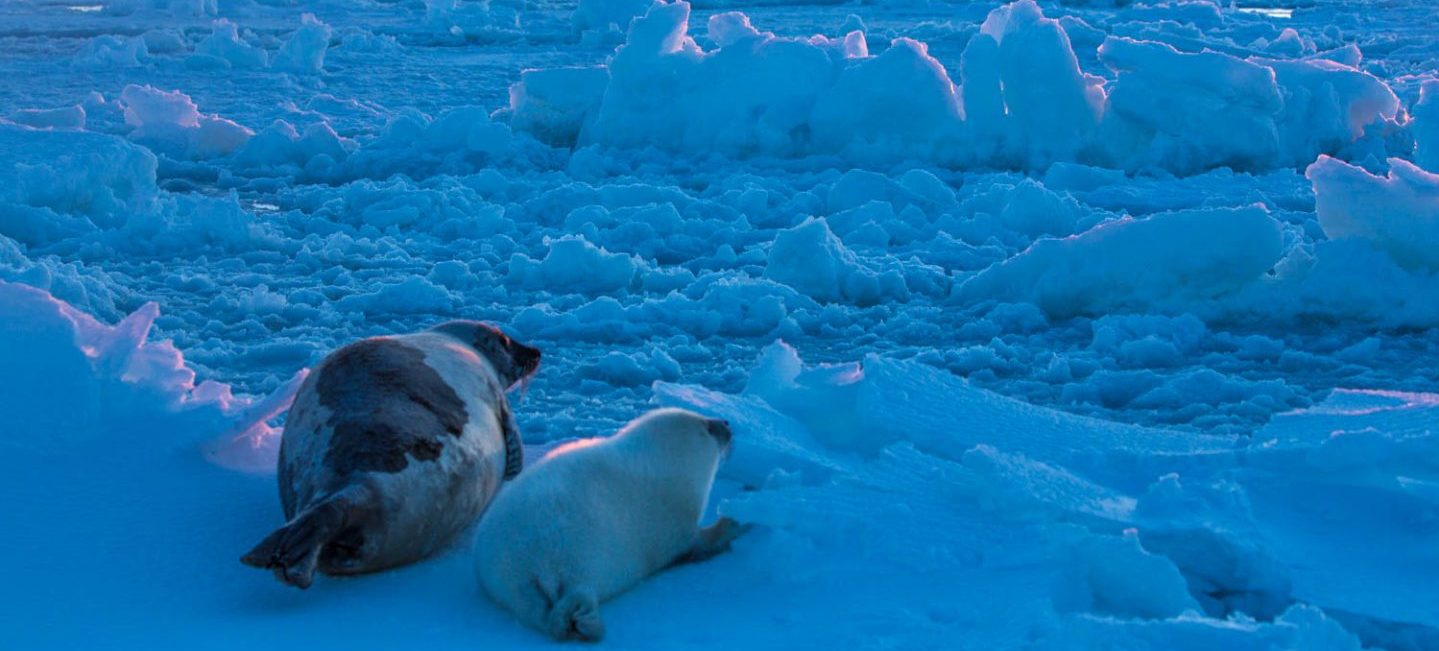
3;0;1439;648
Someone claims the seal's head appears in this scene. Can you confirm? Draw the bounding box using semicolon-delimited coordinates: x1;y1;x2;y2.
620;407;732;458
429;320;541;389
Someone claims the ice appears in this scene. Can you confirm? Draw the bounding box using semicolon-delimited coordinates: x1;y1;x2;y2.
512;0;1398;174
72;34;148;68
505;66;609;147
808;37;958;163
0;124;159;243
954;206;1284;318
1256;57;1400;166
1096;37;1284;174
0;280;298;456
653;344;1439;648
230;120;351;173
120;84;254;160
763;217;904;306
572;0;650;36
6;0;1439;647
967;0;1105;168
1306;155;1439;271
1415;79;1439;172
7;105;86;130
424;0;524;43
335;276;456;315
509;235;642;294
273;14;333;74
195;19;269;69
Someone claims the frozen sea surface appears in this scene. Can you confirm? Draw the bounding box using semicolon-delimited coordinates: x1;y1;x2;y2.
1;0;1438;648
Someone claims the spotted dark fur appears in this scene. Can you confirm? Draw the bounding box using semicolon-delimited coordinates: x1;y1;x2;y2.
316;339;469;476
427;320;539;480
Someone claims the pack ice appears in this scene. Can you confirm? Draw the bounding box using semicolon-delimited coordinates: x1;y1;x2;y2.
1;0;1438;648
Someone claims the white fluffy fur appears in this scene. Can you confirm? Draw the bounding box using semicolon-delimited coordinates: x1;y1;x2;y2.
473;408;727;641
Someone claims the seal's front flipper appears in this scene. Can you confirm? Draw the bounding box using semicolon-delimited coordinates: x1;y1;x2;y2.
671;517;751;567
242;491;362;589
547;589;605;642
499;402;524;480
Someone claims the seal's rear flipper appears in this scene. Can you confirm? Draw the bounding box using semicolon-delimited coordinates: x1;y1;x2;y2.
241;491;362;589
547;589;604;643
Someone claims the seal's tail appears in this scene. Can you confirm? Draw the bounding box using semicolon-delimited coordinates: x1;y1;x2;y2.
241;496;349;589
548;589;605;643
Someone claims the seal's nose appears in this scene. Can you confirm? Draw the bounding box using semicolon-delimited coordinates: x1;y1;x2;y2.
706;419;732;447
515;344;541;374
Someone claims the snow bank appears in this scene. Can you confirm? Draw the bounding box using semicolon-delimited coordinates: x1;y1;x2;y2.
1306;156;1439;272
510;0;1405;174
652;343;1436;648
0;280;301;468
955;206;1284;317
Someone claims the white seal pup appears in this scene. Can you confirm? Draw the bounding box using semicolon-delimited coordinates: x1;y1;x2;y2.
242;320;540;589
473;408;745;642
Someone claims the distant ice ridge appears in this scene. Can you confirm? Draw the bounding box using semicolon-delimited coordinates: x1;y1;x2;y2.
656;341;1439;650
511;0;1403;174
78;82;520;181
0;280;303;471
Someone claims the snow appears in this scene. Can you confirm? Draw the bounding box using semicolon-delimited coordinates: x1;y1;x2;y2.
4;0;1439;647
